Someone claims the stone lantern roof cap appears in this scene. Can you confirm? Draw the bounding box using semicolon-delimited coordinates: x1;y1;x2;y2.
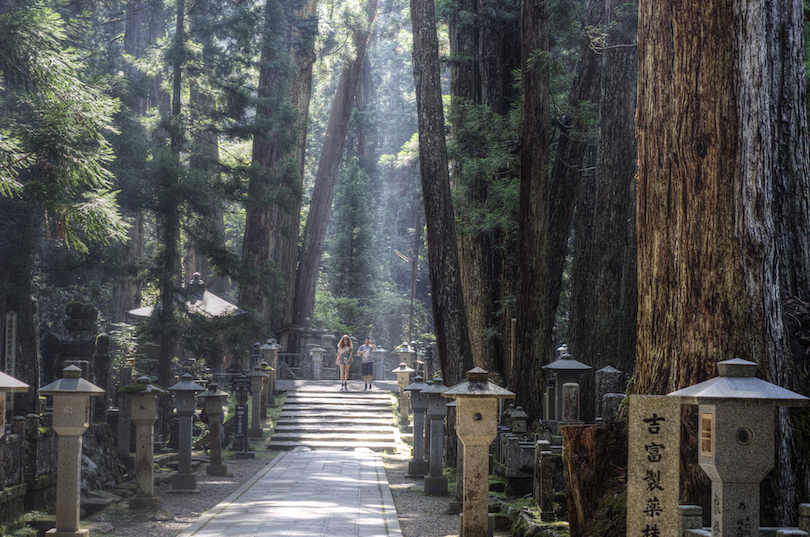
422;376;447;395
541;353;592;372
392;362;415;374
309;346;326;353
667;358;810;407
246;367;268;378
168;373;205;393
39;364;104;396
0;370;29;393
442;367;516;399
198;382;229;399
404;375;428;392
510;406;529;420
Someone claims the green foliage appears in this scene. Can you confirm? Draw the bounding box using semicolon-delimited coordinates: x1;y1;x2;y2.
0;0;127;251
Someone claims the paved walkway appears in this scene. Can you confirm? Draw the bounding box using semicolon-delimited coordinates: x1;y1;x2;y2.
176;448;403;537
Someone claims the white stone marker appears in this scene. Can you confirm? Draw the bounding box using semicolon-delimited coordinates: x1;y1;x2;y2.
627;395;681;537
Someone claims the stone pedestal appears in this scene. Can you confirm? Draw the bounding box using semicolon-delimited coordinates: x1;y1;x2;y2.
201;383;229;477
130;390;162;510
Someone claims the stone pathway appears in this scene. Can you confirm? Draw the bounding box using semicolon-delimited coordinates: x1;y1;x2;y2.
267;380;399;452
175;449;402;537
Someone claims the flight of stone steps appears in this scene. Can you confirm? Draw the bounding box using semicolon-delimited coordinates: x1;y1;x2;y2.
267;383;399;451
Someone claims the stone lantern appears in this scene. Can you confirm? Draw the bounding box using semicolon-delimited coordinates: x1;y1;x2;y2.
198;382;230;476
422;374;448;494
128;375;167;509
541;352;591;423
260;339;279;406
372;347;387;381
395;342;415;369
260;361;272;419
392;362;415;425
443;367;515;537
38;364;104;537
0;371;28;440
668;358;809;537
405;374;429;476
510;406;528;435
168;373;204;492
247;366;267;438
309;345;325;380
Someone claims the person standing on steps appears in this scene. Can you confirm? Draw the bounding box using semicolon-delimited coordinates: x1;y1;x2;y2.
336;335;354;390
357;337;377;391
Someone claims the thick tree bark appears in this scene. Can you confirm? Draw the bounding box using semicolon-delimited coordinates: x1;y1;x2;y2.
410;0;474;386
241;0;318;332
635;0;810;524
568;0;636;423
511;0;550;422
293;0;378;327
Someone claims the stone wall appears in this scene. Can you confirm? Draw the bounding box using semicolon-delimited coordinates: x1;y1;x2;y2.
0;414;125;528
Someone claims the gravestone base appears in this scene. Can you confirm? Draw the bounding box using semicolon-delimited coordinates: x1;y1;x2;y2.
206;464;228;476
459;512;494;537
170;473;198;492
235;451;255;459
248;427;263;438
448;499;463;514
46;529;89;537
129;497;161;510
424;476;448;495
407;459;429;477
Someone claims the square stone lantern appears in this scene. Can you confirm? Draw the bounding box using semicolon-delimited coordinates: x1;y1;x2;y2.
0;370;28;440
541;352;591;423
127;375;168;510
395;342;415;369
168;373;205;492
443;367;515;537
668;358;810;537
260;339;280;406
422;375;448;494
309;345;326;380
405;374;430;476
39;364;104;537
198;382;230;476
510;406;529;435
392;362;415;426
372;347;387;381
247;366;268;438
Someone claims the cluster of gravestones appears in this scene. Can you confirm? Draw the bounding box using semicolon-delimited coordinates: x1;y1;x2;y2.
395;353;810;537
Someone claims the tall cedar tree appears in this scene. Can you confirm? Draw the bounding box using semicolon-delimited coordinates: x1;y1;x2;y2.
511;0;550;423
240;0;317;332
448;0;521;375
568;0;637;423
410;0;473;385
294;0;379;326
635;0;810;524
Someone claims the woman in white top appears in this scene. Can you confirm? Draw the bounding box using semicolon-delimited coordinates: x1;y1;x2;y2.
336;335;354;390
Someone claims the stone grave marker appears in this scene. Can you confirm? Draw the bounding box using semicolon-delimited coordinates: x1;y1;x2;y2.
627;395;680;537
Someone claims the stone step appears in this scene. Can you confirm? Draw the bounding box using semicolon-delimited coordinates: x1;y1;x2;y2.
280;409;392;419
270;431;396;442
268;388;398;451
274;424;396;434
287;392;392;404
266;439;397;451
